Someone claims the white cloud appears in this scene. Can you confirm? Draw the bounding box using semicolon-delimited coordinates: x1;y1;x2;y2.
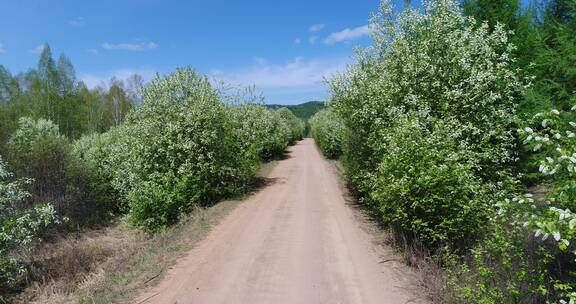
324;25;371;44
309;24;325;32
69;17;85;27
102;41;158;51
210;57;349;103
79;68;157;89
209;56;348;90
308;36;318;44
0;44;5;54
29;44;47;54
87;48;99;55
294;38;301;45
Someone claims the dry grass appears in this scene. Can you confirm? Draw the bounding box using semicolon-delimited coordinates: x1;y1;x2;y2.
11;202;237;304
7;161;278;304
11;223;143;303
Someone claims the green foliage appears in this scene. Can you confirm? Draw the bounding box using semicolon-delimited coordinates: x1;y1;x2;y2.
0;156;59;292
80;68;300;232
309;108;345;159
229;103;290;160
445;215;550;303
329;0;522;248
368;114;501;247
71;131;126;219
6;117;116;225
510;107;576;303
7;117;70;205
113;68;246;230
462;0;520;31
0;43;138;151
524;1;576;116
275;107;305;145
0;61;302;237
267;101;325;120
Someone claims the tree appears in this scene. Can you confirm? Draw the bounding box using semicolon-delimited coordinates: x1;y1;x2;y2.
520;0;576;116
37;44;59;92
105;78;133;127
0;65;13;103
57;54;76;95
462;0;540;72
545;0;575;23
462;0;521;30
126;74;144;105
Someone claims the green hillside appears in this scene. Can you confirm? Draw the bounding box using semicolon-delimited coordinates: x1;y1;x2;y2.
267;101;325;120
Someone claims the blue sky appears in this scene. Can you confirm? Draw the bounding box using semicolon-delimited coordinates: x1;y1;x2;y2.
0;0;410;104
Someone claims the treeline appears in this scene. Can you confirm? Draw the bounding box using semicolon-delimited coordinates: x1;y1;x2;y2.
0;43;140;153
0;64;304;296
310;0;576;303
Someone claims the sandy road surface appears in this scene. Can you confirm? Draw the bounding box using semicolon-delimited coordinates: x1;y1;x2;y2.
134;139;425;304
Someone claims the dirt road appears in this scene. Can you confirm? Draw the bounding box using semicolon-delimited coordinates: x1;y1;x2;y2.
134;139;425;304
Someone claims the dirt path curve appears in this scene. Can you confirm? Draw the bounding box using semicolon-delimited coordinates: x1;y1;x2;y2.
134;138;426;304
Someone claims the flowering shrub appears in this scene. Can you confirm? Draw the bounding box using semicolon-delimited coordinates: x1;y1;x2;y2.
77;68;303;232
7;117;70;204
516;107;576;303
368;113;500;247
0;156;59;292
229;104;290;160
309;108;346;159
6;117;114;225
329;0;522;248
275;107;305;145
440;110;576;303
101;68;257;231
71;130;126;217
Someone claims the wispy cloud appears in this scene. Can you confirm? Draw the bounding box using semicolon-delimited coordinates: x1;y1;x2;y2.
210;56;348;90
294;38;301;45
69;17;85;27
210;57;349;103
308;36;318;44
102;41;158;51
29;44;47;54
324;25;371;44
80;68;157;89
308;23;325;32
87;48;99;55
0;44;5;54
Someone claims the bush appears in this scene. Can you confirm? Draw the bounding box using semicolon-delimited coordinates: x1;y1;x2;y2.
7;117;70;207
275;107;305;145
367;114;499;247
229;104;289;160
105;68;261;231
309;108;345;159
61;68;301;233
71;131;126;219
6;117;113;225
329;0;522;248
0;156;59;293
444;216;550;303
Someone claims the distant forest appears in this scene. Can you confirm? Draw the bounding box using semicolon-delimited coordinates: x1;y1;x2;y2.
267;101;325;120
0;44;143;154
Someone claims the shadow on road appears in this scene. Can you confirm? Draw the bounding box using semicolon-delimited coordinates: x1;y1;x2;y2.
251;176;285;193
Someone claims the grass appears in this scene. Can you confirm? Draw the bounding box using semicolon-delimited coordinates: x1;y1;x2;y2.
10;161;279;304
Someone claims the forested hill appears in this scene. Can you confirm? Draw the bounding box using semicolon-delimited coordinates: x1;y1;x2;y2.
266;101;325;120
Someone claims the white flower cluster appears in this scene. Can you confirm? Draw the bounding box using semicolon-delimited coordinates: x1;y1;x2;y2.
1;155;59;281
517;105;576;303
